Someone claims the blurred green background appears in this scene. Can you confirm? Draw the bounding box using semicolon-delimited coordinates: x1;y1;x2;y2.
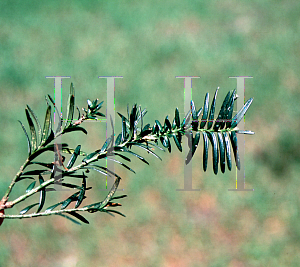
0;1;300;266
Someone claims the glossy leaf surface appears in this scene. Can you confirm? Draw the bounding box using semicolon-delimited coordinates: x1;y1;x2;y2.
36;175;46;213
20;203;39;215
200;93;209;129
207;88;218;130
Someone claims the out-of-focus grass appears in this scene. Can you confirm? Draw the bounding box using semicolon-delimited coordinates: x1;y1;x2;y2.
0;1;300;266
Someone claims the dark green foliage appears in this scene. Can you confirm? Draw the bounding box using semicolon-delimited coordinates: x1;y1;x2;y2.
41;105;51;144
67;211;89;224
207;132;218;175
25;181;36;193
192;132;200;156
62;126;87;135
223;131;232;171
147;87;254;174
202;131;209;171
66;145;81;169
61;192;80;209
217;132;226;173
114;147;149;165
175;108;180;128
20;203;39;215
230;131;240;170
213;91;231;131
231;98;253;129
207;88;218;130
173;134;182;152
56;213;82;225
45;203;62;212
83;99;105;120
18;120;31;155
75;176;86;208
100;136;113;153
25;107;37;151
36;175;46;213
15;176;35;183
2;83;253;226
47;94;63;134
200;93;209;129
65;83;75;128
28;143;68;161
127;142;162;161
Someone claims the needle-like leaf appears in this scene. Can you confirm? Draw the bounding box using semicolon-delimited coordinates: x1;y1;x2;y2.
213;91;231;131
20;203;39;215
217;132;225;173
231;98;254;129
45;202;63;213
164;116;172;132
26;105;42;147
26;181;36;193
56;213;81;225
127;142;162;161
41;105;51;145
99;177;121;209
36;175;46;213
107;157;136;173
18;120;31;155
207;88;218;130
66;145;81;169
25;108;37;151
191;100;198;131
65;82;75;129
207;132;218;175
175;108;180;128
62;126;87;135
222;132;232;171
202;131;209;171
75;176;86;208
114;147;149;165
192;132;200;156
47;94;63;134
100;137;113;153
67;211;89;224
225;90;236;128
200;93;209;129
61;192;80;209
173;134;182;152
230;131;240;170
